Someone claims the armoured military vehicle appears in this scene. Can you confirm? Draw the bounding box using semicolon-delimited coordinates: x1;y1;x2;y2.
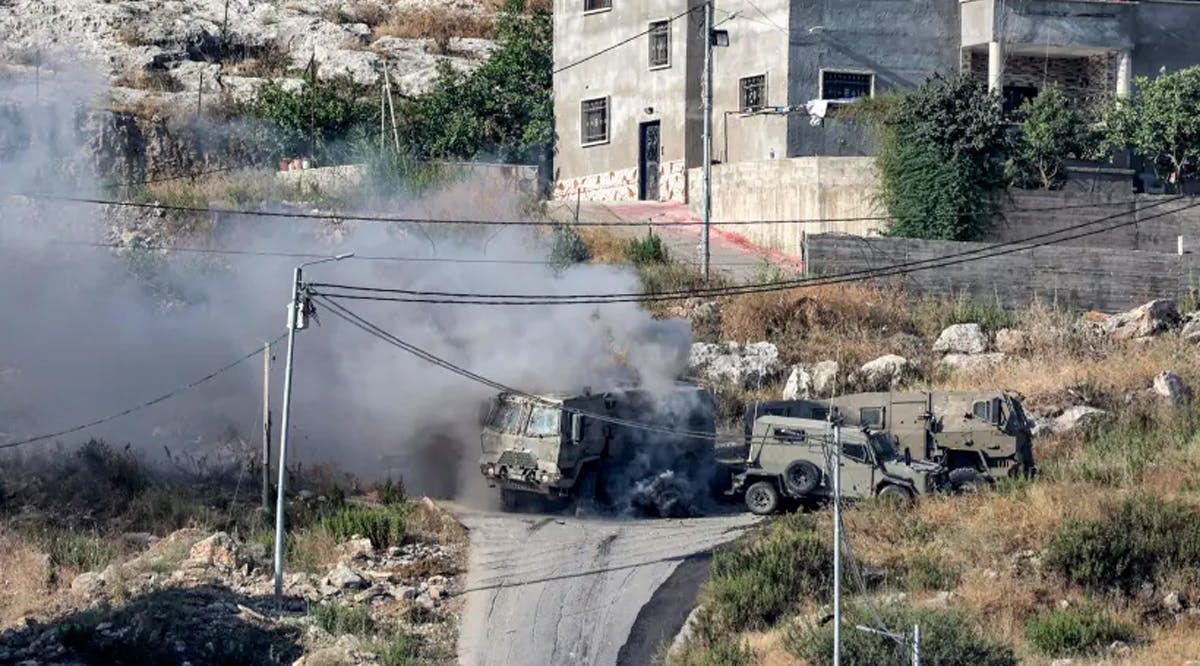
479;383;717;515
741;390;1035;478
730;415;952;515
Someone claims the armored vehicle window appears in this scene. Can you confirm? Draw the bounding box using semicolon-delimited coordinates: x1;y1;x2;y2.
869;433;898;462
492;401;526;434
972;400;990;421
811;407;829;421
860;407;884;428
527;406;560;436
841;442;869;463
772;427;807;444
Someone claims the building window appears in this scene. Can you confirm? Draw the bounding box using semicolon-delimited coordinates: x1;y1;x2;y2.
739;74;766;111
821;71;873;100
581;97;609;145
860;407;884;428
584;0;611;12
648;21;670;69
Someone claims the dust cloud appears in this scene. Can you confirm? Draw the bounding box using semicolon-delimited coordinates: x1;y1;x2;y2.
0;71;694;501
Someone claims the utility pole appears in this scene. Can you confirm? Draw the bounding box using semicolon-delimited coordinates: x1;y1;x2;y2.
702;0;714;281
833;416;842;666
913;623;921;666
273;253;354;609
261;341;273;514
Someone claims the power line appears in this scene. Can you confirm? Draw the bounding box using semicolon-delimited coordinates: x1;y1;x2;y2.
309;295;717;442
0;333;286;451
308;195;1200;306
552;6;704;75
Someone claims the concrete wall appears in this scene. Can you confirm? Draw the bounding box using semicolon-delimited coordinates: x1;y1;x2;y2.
785;0;962;157
686;156;883;255
1134;3;1200;79
711;0;791;165
993;191;1200;254
275;162;540;199
806;233;1199;313
551;0;703;198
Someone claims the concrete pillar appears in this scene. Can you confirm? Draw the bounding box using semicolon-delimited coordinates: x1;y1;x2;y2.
987;41;1004;93
1116;50;1133;98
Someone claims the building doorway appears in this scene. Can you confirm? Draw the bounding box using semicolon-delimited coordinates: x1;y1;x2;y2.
638;121;661;201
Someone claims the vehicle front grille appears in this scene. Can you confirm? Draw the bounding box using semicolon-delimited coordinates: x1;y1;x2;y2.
498;450;538;470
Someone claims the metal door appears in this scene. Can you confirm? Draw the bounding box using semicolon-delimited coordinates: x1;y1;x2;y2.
639;121;661;201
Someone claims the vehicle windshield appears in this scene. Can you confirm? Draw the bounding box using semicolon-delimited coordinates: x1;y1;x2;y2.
527;406;561;437
869;433;898;462
489;400;526;434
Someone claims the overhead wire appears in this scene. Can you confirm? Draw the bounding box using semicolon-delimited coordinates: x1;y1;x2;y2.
553;5;705;75
308;195;1200;305
0;333;287;451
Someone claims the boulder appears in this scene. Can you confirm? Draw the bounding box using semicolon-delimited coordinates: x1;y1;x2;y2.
71;572;106;597
938;353;1007;373
993;328;1030;355
1050;406;1111;434
325;564;368;591
782;365;813;400
933;323;989;354
688;342;782;389
1182;314;1200;343
185;532;241;571
1163;590;1189;614
1153;371;1192;406
1103;299;1181;340
811;360;840;397
853;355;915;392
337;537;375;563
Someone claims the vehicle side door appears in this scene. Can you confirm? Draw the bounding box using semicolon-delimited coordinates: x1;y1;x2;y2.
886;394;931;461
838;435;874;498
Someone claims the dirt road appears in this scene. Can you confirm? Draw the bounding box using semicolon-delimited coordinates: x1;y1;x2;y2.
455;507;759;666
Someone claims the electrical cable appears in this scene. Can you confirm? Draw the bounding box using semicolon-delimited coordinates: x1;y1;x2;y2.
308;196;1200;305
309;294;718;442
0;333;287;451
552;5;704;75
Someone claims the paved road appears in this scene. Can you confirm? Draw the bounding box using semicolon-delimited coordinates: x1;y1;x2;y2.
455;507;760;666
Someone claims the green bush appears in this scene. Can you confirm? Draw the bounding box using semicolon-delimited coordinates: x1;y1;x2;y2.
550;224;592;268
318;505;408;550
787;602;1017;666
875;74;1009;241
626;228;669;264
312;602;376;636
22;527;119;575
905;552;960;592
241;77;376;165
1025;604;1135;657
375;635;419;666
1008;85;1095;190
695;514;833;642
1064;404;1200;486
371;477;408;507
670;639;755;666
1044;494;1200;593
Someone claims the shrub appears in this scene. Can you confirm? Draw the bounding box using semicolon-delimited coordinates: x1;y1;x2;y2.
371;477;408;507
1025;604;1135;657
318;505;408;550
1066;403;1200;486
312;602;376;636
626;228;669;264
241;77;377;166
375;635;420;666
1044;494;1200;593
786;602;1017;666
1100;65;1200;188
670;639;755;666
549;224;592;268
905;552;960;592
694;514;832;642
20;527;119;579
1008;85;1094;190
875;74;1009;240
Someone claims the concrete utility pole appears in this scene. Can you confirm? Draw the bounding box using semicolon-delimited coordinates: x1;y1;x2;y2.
833;417;842;666
261;341;273;514
273;253;354;608
702;0;714;281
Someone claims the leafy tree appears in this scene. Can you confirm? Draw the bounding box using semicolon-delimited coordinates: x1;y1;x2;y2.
401;0;552;164
1101;65;1200;188
241;75;376;166
875;74;1009;240
1009;85;1094;190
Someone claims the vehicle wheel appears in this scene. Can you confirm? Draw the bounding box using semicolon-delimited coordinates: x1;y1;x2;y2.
783;460;822;496
877;484;914;505
499;488;522;512
949;468;992;494
744;481;780;515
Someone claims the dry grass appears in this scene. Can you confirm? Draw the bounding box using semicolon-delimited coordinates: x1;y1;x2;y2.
576;226;631;264
741;629;801;666
113;69;184;93
376;8;494;52
0;531;51;625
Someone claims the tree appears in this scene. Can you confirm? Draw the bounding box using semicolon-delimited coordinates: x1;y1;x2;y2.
1101;66;1200;188
241;76;376;166
1009;85;1094;190
876;74;1009;241
401;0;552;164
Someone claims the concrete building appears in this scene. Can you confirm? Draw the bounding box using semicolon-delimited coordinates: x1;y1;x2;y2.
551;0;1200;205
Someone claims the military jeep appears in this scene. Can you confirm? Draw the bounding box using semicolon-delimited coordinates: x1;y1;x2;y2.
729;415;957;515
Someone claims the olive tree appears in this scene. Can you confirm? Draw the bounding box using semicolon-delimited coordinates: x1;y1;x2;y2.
1101;66;1200;188
1009;85;1094;190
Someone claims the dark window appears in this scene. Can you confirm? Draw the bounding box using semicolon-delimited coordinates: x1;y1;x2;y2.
822;71;872;100
584;0;611;11
842;442;869;463
811;407;830;421
860;407;884;428
1003;85;1038;116
740;74;766;111
773;427;807;444
972;400;991;421
648;21;670;68
581;98;609;145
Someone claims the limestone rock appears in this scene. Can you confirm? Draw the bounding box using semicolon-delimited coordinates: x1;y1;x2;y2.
994;328;1030;355
1181;314;1200;343
939;353;1007;373
1153;370;1192;405
185;532;241;571
1050;406;1111;434
338;537;375;563
1163;590;1189;614
782;365;813;400
71;572;106;597
933;323;989;354
1103;299;1181;340
853;355;915;391
688;342;782;389
326;564;368;591
811;360;840;397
